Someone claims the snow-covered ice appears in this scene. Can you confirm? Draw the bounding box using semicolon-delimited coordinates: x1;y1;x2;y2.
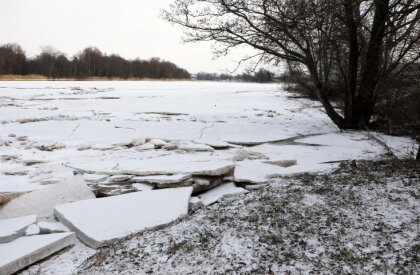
0;175;95;220
0;215;36;243
0;232;75;274
198;182;248;206
0;81;416;199
234;160;284;184
55;187;193;248
37;221;69;234
132;174;192;187
132;183;154;191
25;224;40;236
0;174;41;193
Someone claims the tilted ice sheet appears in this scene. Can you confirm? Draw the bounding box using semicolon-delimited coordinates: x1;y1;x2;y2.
55;187;193;248
0;232;75;274
0;175;41;193
0;176;95;220
198;182;248;206
0;215;37;244
67;153;234;176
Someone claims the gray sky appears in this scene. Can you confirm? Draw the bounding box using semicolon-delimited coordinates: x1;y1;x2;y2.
0;0;254;73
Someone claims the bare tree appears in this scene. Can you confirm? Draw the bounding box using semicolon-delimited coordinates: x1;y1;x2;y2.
0;43;26;75
163;0;420;130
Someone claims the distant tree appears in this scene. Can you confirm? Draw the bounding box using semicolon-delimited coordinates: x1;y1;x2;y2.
254;69;273;83
0;43;26;75
75;47;104;77
32;46;61;78
196;72;218;80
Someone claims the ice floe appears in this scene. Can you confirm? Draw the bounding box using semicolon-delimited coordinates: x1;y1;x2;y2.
0;215;37;244
198;182;248;206
0;176;95;220
0;232;75;274
55;187;193;248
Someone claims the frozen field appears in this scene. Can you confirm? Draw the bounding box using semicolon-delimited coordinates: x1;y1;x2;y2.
0;81;418;274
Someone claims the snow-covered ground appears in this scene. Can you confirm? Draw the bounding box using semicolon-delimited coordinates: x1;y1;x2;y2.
79;160;420;274
0;81;418;274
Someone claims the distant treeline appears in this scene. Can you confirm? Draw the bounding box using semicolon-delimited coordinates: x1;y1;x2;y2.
196;69;275;83
0;43;191;79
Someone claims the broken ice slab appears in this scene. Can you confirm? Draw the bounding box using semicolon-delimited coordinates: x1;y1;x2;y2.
0;215;37;244
132;174;192;187
132;183;154;191
0;175;95;220
83;174;108;183
0;232;75;275
267;163;339;177
234;160;282;184
0;174;41;193
25;224;40;236
68;154;235;177
198;182;248;206
38;221;69;234
55;187;193;248
108;175;133;182
175;141;214;152
148;139;167;148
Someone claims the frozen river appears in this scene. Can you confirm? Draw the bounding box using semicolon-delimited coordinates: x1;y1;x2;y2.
0;81;415;197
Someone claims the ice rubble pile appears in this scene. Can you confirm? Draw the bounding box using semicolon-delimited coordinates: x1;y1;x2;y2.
0;171;250;274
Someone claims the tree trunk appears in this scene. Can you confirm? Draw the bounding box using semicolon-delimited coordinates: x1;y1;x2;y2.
307;64;345;129
344;0;359;126
356;0;390;128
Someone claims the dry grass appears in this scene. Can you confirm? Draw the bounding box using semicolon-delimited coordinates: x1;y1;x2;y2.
0;75;191;81
0;74;50;80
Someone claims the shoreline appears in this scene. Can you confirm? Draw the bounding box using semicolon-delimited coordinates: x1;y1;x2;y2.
0;75;192;82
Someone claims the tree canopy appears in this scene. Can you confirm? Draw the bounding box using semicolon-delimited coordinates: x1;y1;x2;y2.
0;44;191;79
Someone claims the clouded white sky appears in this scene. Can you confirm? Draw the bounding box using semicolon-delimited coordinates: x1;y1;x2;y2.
0;0;255;73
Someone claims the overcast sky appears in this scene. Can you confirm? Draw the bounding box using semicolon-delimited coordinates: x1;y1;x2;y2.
0;0;255;73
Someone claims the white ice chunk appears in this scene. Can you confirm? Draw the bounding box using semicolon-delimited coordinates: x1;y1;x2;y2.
132;183;154;191
176;141;214;152
234;161;282;184
55;187;193;248
130;137;146;146
198;182;248;206
268;163;339;177
25;224;40;236
149;139;167;148
38;222;69;234
108;175;133;182
0;174;42;193
0;215;37;244
83;174;108;183
135;143;155;151
0;232;75;275
132;174;191;186
0;175;95;220
71;155;234;177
